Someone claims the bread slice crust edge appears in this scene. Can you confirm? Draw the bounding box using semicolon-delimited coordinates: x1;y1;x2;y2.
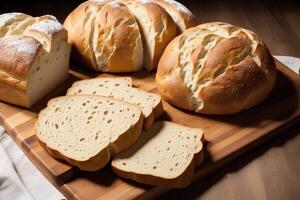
35;95;144;171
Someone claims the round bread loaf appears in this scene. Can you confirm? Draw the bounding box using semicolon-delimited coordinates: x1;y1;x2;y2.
156;22;276;114
64;0;143;72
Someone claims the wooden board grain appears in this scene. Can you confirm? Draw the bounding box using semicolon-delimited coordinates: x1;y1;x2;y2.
0;60;299;200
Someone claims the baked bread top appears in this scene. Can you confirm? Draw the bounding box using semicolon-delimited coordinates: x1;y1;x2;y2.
156;22;276;114
65;0;191;72
0;13;65;83
64;0;144;72
119;0;177;71
0;13;70;107
0;36;41;91
150;0;198;33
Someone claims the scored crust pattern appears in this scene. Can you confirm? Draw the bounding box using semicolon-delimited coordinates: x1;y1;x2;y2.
156;22;277;114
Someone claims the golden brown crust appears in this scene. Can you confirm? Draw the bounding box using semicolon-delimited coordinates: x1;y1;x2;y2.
38;137;112;171
143;112;155;130
24;15;66;44
156;36;192;109
112;158;195;188
153;98;164;119
0;13;70;108
0;36;41;81
0;81;29;107
0;13;33;37
199;57;271;114
0;36;41;107
120;0;177;71
64;0;143;72
148;2;177;71
156;22;277;114
151;0;198;33
94;1;143;72
63;1;97;69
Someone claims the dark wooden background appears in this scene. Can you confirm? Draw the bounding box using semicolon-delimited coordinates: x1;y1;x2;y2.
1;0;300;199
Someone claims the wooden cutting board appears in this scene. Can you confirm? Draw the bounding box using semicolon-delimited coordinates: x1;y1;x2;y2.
0;60;299;200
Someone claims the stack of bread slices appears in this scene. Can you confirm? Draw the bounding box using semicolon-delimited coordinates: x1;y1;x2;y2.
35;77;204;188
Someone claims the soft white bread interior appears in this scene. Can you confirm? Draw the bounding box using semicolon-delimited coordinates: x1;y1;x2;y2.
66;77;163;129
64;0;143;72
35;95;143;171
70;77;133;88
120;0;177;71
156;22;276;114
112;121;204;188
151;0;198;33
0;13;70;108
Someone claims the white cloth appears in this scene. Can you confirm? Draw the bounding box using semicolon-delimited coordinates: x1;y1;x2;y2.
0;127;65;200
274;55;300;75
0;56;298;200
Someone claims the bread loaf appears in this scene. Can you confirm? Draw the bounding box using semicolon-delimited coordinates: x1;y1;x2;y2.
65;0;179;72
35;95;143;171
156;22;276;114
112;121;204;188
64;0;144;72
0;13;70;108
150;0;198;33
66;77;163;129
119;0;177;71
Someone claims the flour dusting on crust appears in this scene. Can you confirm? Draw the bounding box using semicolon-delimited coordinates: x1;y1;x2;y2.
2;36;38;55
0;13;24;26
164;0;193;15
30;20;64;36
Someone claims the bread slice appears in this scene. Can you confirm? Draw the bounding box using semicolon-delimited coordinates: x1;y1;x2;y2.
69;77;133;89
112;121;204;188
35;95;143;171
66;77;163;129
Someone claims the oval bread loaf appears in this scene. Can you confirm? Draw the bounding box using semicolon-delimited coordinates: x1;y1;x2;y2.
64;0;144;72
156;22;276;114
35;95;143;171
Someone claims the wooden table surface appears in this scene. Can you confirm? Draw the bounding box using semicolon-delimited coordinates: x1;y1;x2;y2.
1;0;300;199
